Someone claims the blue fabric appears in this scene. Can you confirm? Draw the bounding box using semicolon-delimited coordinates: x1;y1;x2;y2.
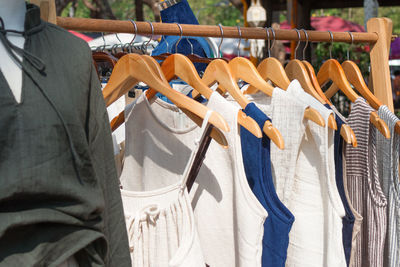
240;103;294;267
152;0;212;72
325;104;354;266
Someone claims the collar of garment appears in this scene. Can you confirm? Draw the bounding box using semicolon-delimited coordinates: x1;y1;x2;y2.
24;3;45;36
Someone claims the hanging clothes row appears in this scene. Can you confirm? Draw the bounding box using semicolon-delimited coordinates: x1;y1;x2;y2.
54;14;399;267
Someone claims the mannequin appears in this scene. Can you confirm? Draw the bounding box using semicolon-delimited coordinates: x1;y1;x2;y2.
0;0;26;103
0;2;79;266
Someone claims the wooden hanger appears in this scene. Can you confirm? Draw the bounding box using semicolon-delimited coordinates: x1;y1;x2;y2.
198;58;263;138
285;29;337;130
244;27;324;128
317;31;390;139
161;53;213;98
184;37;214;64
155;23;213;100
146;24;261;141
109;54;229;146
299;30;357;147
325;31;400;136
302;59;357;146
245;27;291;93
92;51;118;67
228;57;284;149
222;27;284;149
190;25;264;139
102;54;230;143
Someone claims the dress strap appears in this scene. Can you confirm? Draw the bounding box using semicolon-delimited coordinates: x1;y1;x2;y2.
180;110;215;192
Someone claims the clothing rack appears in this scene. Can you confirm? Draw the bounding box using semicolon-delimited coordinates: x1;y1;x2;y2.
35;0;395;112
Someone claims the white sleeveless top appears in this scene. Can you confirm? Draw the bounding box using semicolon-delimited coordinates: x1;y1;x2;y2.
120;92;267;267
248;81;346;266
120;102;214;267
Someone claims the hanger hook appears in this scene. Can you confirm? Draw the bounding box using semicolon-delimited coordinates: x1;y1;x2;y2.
347;31;354;60
265;27;271;58
294;28;301;60
270;27;276;51
115;32;122;53
327;30;333;59
218;23;224;58
128;19;137;52
237;25;242;57
301;29;309;60
186;37;194;55
101;32;106;51
163;34;170;53
175;23;183;53
142;21;154;54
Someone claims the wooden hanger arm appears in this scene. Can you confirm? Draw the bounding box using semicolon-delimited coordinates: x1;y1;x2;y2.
341;124;357;147
228;57;274;97
324;83;339;99
162;54;213;99
286;60;326;104
111;110;125;132
302;60;333;105
263;121;285;149
341;60;382;110
304;107;326;127
238;110;262;138
201;59;250;108
317;59;359;102
396;121;400;135
370;111;390;139
246;57;290;94
328;115;337;130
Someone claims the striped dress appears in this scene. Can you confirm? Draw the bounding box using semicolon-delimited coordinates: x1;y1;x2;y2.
376;105;400;267
344;98;387;267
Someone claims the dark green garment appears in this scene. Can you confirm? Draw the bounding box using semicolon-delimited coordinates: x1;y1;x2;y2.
0;4;131;267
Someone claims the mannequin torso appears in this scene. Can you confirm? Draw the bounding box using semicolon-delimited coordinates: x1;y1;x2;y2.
0;0;26;103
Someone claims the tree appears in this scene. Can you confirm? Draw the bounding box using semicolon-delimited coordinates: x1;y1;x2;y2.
81;0;116;19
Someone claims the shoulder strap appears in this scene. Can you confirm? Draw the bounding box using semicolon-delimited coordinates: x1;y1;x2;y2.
181;110;214;192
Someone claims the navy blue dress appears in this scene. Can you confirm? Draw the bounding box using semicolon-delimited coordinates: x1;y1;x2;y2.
325;104;354;266
240;103;294;267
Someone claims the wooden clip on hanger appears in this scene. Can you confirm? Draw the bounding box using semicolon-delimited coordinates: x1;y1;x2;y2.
318;31;390;139
285;29;337;130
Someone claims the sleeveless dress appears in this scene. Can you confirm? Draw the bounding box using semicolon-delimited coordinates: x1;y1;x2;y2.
240;102;294;267
344;98;387;267
324;104;355;266
120;107;214;267
376;105;400;267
